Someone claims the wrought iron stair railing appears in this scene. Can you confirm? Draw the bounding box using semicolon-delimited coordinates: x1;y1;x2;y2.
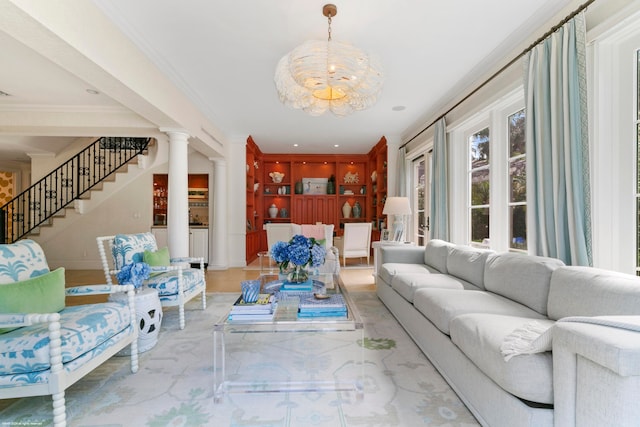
0;137;150;243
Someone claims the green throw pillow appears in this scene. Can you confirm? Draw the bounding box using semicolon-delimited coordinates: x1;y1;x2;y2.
143;247;170;266
0;267;66;334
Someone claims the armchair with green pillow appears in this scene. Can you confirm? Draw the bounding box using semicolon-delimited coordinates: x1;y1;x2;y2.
0;239;139;427
97;232;206;330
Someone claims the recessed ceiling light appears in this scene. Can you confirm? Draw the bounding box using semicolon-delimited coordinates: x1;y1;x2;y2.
293;144;299;147
86;89;100;95
392;105;406;111
334;144;339;148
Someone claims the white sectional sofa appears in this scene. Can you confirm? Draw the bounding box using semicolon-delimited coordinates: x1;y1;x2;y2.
376;239;640;427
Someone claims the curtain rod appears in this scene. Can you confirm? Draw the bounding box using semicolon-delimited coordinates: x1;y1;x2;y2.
399;0;596;150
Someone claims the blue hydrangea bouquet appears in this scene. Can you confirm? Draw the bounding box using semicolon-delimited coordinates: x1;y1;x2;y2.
271;235;326;283
117;262;151;290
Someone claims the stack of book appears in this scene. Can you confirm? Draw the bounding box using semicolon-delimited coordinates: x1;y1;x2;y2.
298;293;347;318
228;293;275;321
280;279;313;292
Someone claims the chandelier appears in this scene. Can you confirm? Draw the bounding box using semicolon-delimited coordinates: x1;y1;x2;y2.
274;4;383;117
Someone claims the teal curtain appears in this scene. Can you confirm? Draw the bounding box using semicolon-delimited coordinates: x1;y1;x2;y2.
396;146;407;197
430;118;449;241
524;12;592;266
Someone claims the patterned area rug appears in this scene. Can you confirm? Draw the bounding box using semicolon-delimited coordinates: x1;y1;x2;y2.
1;293;479;427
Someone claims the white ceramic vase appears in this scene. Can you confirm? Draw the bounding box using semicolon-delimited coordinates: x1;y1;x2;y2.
268;204;278;218
342;201;352;218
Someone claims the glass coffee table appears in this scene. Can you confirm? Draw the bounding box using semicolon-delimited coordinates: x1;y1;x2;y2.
213;272;364;402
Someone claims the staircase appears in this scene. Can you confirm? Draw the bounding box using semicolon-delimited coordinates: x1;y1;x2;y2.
0;137;151;243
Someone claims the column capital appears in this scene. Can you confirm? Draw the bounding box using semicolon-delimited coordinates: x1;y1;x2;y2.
159;128;190;140
210;157;227;166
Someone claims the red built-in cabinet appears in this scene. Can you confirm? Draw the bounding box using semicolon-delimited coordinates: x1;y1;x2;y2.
246;136;387;263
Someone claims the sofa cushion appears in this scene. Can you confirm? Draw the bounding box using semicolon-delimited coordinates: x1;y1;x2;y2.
446;246;493;290
379;263;435;286
450;313;555;404
548;266;640;320
0;239;50;284
423;239;453;273
413;288;545;335
112;233;157;270
0;268;66;334
143;247;170;266
0;302;132;375
145;268;204;298
484;253;565;315
391;273;464;303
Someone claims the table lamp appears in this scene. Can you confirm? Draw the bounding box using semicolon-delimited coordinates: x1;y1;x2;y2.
382;197;412;242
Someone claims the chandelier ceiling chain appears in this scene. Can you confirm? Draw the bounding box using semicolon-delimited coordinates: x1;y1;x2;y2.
274;3;384;117
326;8;332;41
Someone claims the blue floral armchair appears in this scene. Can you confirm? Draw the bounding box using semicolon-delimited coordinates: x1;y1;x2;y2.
0;239;138;427
97;232;206;330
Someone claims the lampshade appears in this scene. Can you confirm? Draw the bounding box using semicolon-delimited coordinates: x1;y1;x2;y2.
274;4;384;117
382;197;412;215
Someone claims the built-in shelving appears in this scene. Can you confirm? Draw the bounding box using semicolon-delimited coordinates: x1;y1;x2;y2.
246;136;387;263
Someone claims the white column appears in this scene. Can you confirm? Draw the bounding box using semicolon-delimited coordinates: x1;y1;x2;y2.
209;157;228;269
162;129;190;258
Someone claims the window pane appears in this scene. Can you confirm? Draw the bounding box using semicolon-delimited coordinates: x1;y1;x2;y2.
637;198;640;274
510;157;526;203
510;205;527;250
509;110;526;157
637;123;640;194
471;169;490;206
471;207;489;243
470;128;490;168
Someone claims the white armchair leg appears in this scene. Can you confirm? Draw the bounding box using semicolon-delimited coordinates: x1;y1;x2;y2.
179;302;186;330
52;391;66;427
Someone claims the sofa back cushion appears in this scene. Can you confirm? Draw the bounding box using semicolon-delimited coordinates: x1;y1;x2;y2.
112;233;158;270
547;266;640;320
484;253;565;315
446;246;493;289
424;239;454;273
0;239;50;284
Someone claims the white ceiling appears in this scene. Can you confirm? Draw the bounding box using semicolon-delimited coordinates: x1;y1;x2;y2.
0;0;577;161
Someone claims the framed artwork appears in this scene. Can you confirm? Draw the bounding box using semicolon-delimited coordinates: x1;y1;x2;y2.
381;229;390;241
302;178;328;194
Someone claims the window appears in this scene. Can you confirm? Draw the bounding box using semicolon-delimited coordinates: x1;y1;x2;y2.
469;127;490;247
508;109;526;250
636;50;640;275
413;156;427;246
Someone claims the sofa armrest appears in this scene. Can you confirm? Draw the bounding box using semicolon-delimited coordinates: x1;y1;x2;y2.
0;312;60;330
170;256;205;266
65;284;135;296
380;246;425;264
553;318;640;427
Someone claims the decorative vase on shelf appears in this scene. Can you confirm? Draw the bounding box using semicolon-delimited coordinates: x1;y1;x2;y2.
268;204;278;218
295;180;303;194
279;208;288;218
287;265;309;283
352;201;362;218
342;201;352;218
327;175;335;194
